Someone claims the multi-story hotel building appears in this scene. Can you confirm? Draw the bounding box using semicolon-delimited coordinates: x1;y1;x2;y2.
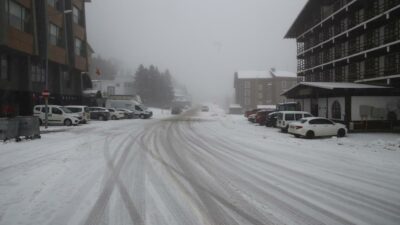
283;0;400;130
234;69;297;110
0;0;92;116
286;0;400;86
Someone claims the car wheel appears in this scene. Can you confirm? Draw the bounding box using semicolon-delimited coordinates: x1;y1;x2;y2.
306;130;315;139
64;119;72;126
294;134;300;138
98;115;104;121
139;114;145;119
337;128;346;138
111;115;117;120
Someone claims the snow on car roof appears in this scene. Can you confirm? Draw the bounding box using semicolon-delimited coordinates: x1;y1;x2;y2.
257;105;276;109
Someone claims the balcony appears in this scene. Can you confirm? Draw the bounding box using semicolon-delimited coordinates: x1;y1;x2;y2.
297;0;400;56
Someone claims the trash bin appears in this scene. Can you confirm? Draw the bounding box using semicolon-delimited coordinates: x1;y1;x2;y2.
16;116;41;140
0;118;20;142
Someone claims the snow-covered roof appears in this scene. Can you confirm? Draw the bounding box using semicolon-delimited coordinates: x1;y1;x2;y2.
299;82;389;90
257;105;276;110
229;104;242;108
270;70;297;78
237;71;271;79
281;82;390;97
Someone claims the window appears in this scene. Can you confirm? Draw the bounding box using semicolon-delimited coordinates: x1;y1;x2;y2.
9;1;30;33
244;97;250;106
47;0;62;10
1;55;8;80
244;89;250;97
49;23;63;47
285;114;295;121
258;92;263;99
31;61;45;83
135;105;143;111
75;38;85;56
244;81;250;88
52;107;62;115
73;6;84;25
309;119;334;125
332;101;341;119
295;114;303;120
281;80;287;88
62;70;71;88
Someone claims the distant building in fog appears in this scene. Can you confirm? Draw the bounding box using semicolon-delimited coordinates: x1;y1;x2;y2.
234;68;298;110
92;76;135;97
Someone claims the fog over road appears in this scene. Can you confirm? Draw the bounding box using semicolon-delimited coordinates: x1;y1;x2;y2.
1;107;400;225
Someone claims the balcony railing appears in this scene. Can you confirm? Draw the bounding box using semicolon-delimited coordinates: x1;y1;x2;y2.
299;30;400;71
297;0;400;56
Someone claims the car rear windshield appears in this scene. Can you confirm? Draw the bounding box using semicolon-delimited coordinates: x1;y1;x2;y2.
300;119;308;123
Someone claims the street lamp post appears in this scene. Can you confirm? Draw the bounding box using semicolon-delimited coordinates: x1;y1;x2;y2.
43;6;72;128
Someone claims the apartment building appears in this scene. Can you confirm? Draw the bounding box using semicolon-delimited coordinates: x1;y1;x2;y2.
234;69;297;110
0;0;92;116
283;0;400;130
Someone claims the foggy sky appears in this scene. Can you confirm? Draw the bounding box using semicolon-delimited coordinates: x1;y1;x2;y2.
86;0;307;104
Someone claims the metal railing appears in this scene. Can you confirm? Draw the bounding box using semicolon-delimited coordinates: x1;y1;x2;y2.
298;0;400;55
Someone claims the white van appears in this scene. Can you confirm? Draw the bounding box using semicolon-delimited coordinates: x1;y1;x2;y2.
276;111;313;132
65;105;90;124
106;99;153;119
33;105;81;126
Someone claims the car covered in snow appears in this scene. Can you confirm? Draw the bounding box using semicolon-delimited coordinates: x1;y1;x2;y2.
276;111;313;132
288;117;347;139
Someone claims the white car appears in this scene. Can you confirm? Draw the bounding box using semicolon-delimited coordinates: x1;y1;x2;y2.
33;105;81;126
65;105;91;124
288;117;347;139
276;111;313;132
107;108;125;120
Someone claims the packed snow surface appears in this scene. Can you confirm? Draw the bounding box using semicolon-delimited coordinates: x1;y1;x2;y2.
0;106;399;225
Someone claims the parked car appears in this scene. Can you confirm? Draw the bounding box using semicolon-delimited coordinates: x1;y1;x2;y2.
245;109;260;118
65;105;90;124
277;111;313;132
255;110;275;125
117;108;135;119
33;105;81;126
201;105;209;112
107;108;125;120
288;117;347;139
171;106;182;115
88;107;111;121
248;113;257;123
265;112;280;127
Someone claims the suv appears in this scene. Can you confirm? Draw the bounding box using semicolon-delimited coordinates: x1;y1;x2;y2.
276;111;313;132
65;105;90;124
33;105;81;126
107;108;125;120
88;107;111;121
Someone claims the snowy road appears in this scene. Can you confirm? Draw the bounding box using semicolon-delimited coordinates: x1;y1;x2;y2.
1;107;400;225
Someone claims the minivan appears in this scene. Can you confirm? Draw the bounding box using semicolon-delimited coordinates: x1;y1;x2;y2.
276;111;313;132
33;105;81;126
65;105;90;124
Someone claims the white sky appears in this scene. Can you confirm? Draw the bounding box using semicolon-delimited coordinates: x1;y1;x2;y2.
86;0;307;104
